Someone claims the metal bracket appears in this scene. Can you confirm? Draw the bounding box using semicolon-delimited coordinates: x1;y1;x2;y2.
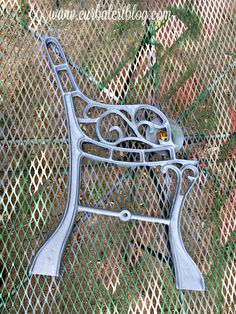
29;37;205;291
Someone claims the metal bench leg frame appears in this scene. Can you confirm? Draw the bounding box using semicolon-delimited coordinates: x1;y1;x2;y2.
29;37;205;291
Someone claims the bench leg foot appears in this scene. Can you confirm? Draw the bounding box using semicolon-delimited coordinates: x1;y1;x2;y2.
29;201;78;276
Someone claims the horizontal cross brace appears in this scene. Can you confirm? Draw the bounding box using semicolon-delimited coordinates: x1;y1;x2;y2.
78;205;170;225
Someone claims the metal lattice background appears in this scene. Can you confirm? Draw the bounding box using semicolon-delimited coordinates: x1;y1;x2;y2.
1;0;235;313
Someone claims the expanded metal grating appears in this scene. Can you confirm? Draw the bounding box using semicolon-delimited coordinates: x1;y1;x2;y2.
1;0;235;313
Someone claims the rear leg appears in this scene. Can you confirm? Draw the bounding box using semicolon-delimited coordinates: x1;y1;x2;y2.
29;156;81;276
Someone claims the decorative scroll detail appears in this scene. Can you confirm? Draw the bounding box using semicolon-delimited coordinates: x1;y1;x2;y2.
96;109;140;145
161;164;199;197
78;102;175;154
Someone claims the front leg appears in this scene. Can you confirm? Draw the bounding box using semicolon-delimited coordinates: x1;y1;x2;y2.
162;164;205;291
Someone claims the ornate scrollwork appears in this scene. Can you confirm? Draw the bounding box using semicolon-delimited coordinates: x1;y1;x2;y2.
161;164;199;204
78;103;175;154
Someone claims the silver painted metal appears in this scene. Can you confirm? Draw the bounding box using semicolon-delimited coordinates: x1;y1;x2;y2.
29;36;205;291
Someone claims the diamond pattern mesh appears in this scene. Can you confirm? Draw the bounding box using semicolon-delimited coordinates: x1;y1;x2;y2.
1;0;235;313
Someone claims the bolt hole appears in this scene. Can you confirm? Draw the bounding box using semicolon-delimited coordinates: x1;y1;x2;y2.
120;210;131;221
